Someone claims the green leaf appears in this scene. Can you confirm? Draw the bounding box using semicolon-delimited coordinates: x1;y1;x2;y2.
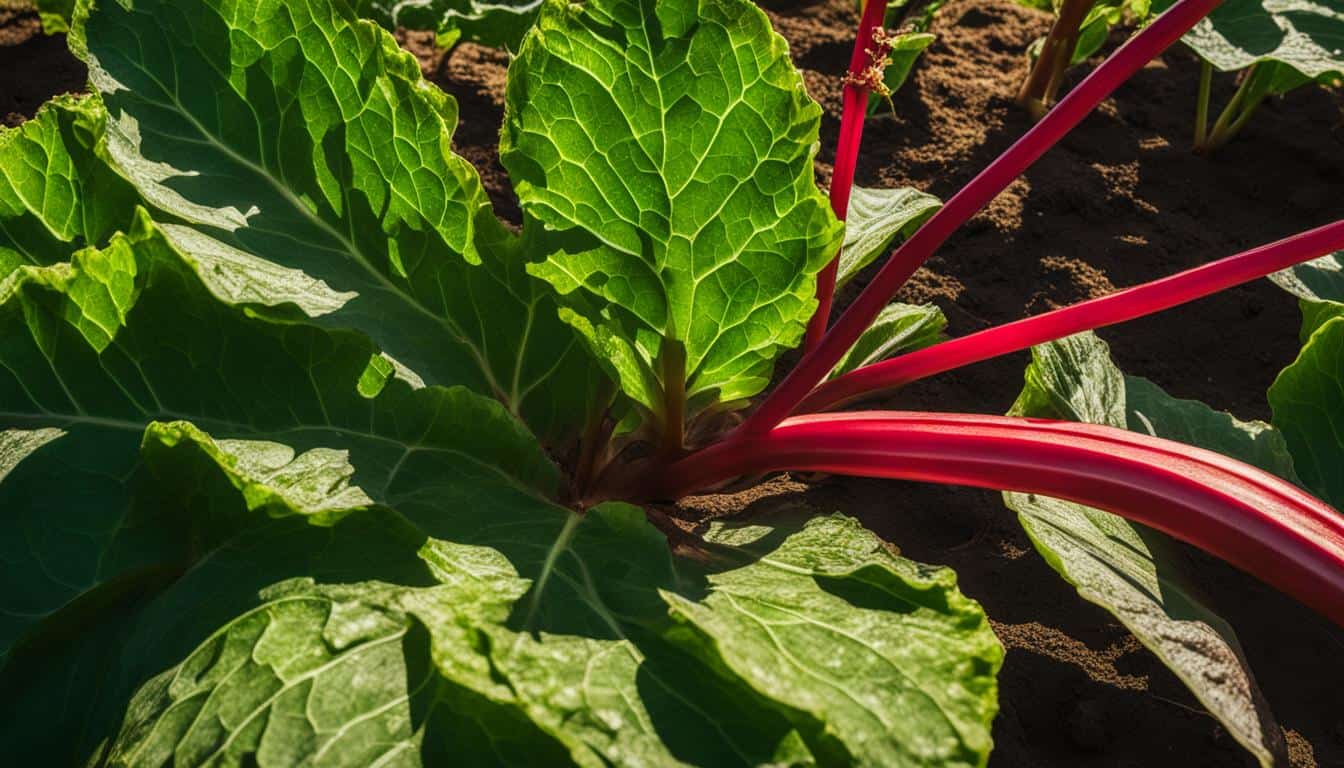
1157;0;1344;80
1007;332;1292;767
1270;249;1344;340
662;513;1002;767
0;208;557;672
1;209;998;765
72;0;603;442
501;0;843;417
356;0;544;51
829;302;947;377
836;185;941;288
1269;315;1344;510
0;94;139;275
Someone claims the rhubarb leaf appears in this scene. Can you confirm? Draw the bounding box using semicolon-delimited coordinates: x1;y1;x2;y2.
1269;315;1344;510
1006;332;1290;767
1;212;1001;765
356;0;543;50
662;512;1003;767
502;0;843;416
1155;0;1344;80
73;0;602;442
0;94;139;282
0;211;557;680
829;302;947;377
837;185;941;288
1270;249;1344;340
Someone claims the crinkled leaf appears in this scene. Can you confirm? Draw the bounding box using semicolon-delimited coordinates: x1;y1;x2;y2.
1269;315;1344;510
501;0;843;415
836;185;941;288
1270;249;1344;340
1156;0;1344;80
2;208;998;766
1007;332;1290;767
829;301;947;377
73;0;603;442
356;0;543;50
0;210;557;673
0;94;139;279
662;513;1003;767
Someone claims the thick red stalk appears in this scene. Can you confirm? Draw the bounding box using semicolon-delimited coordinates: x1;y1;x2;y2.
800;219;1344;412
660;412;1344;626
747;0;1225;435
805;0;890;352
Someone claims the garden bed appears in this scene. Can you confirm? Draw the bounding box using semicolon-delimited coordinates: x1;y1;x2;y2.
4;0;1342;764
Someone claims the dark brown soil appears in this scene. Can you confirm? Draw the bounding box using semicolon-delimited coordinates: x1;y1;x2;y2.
6;1;1344;765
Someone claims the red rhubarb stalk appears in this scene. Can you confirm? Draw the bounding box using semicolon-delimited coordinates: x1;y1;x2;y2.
747;0;1225;435
805;0;891;352
662;411;1344;626
799;219;1344;412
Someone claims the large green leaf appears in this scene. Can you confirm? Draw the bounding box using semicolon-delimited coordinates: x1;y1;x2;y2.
0;208;558;669
1157;0;1344;79
1269;315;1344;510
72;0;603;443
501;0;843;418
1270;249;1344;340
0;203;998;765
1006;332;1292;767
356;0;544;50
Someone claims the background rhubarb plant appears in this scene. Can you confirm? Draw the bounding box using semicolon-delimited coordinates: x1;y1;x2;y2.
1154;0;1344;151
1014;0;1152;113
2;0;1343;766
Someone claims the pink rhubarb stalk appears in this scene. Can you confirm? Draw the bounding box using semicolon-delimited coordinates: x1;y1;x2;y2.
799;219;1344;412
746;0;1226;434
661;412;1344;626
805;0;891;352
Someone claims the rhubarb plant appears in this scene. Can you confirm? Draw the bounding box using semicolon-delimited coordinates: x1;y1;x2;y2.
1015;0;1152;114
3;0;1344;766
1154;0;1344;151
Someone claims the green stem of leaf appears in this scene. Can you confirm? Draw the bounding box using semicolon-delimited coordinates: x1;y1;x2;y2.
1194;58;1212;149
1203;62;1263;153
658;340;687;457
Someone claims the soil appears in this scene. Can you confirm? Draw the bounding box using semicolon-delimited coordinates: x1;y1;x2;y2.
5;1;1343;765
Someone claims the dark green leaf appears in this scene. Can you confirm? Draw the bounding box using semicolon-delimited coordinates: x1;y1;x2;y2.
1269;315;1344;510
1157;0;1344;80
1270;249;1344;340
1006;332;1291;767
